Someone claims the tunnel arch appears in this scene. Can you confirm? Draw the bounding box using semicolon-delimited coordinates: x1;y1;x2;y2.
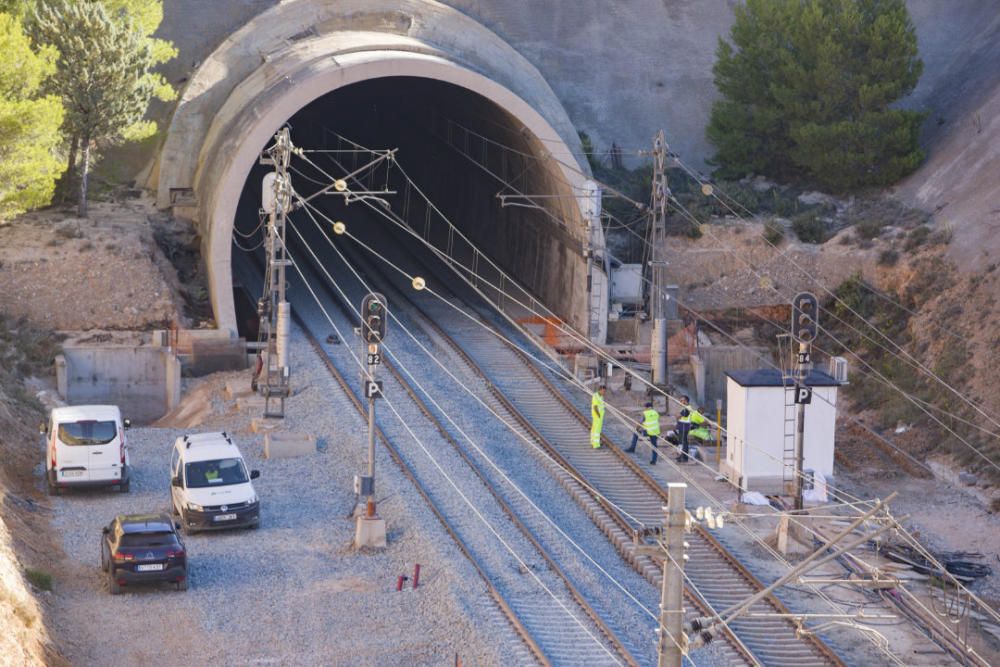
156;0;605;337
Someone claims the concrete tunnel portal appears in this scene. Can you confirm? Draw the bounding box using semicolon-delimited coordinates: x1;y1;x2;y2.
154;1;607;342
231;76;597;342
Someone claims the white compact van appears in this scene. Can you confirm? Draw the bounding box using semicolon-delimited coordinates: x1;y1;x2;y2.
44;405;131;494
169;432;260;532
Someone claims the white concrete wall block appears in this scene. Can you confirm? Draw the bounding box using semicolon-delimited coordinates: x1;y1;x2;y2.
264;432;317;459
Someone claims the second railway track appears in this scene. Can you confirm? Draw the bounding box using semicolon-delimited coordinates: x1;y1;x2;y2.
319;213;848;667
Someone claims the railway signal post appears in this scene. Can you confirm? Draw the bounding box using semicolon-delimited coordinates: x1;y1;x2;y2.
355;292;388;549
791;292;818;511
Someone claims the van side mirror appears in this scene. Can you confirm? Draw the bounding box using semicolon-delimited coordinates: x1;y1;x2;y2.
39;422;47;435
123;418;132;429
249;470;260;480
102;526;110;535
174;522;181;530
171;476;182;488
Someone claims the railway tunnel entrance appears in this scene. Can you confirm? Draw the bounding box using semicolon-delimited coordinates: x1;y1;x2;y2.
154;0;607;341
232;76;598;343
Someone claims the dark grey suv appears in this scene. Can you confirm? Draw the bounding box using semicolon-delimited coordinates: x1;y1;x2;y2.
101;513;188;594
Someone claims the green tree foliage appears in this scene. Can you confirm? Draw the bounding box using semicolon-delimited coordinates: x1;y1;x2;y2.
97;0;177;102
0;0;28;15
24;0;176;203
708;0;924;191
0;13;64;219
31;0;158;216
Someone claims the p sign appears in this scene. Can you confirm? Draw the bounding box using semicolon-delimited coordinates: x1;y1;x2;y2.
794;384;813;405
365;380;383;399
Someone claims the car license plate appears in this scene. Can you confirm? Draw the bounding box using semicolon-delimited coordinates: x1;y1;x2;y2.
136;564;164;572
62;470;84;477
214;513;237;522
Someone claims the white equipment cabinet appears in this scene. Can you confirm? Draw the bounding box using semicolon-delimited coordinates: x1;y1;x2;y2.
722;369;840;494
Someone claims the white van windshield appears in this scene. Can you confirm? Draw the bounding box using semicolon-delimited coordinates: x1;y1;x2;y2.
185;458;249;488
58;420;117;446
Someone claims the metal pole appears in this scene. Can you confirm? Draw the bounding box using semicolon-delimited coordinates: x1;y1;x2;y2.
275;129;291;372
583;180;601;343
715;398;723;468
649;131;669;386
658;482;687;667
258;128;294;418
366;349;377;517
794;341;811;511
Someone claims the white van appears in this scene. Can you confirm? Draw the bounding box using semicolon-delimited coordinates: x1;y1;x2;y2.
169;432;260;532
44;405;131;494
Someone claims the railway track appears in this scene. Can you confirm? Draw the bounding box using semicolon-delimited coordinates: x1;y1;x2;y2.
269;240;640;666
327;218;848;667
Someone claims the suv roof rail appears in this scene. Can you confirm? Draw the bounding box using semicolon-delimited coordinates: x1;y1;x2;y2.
182;431;233;449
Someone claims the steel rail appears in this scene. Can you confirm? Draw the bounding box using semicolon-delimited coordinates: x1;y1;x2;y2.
247;252;547;665
281;246;638;666
353;226;847;667
332;234;756;665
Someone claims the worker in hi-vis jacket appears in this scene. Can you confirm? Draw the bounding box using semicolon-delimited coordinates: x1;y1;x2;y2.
590;385;607;449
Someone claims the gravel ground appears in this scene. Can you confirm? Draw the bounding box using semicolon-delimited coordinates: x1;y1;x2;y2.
42;329;519;666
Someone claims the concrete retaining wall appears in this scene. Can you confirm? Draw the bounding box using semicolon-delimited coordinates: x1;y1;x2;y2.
56;347;182;424
694;345;772;409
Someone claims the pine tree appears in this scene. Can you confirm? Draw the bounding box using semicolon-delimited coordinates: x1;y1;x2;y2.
0;12;64;220
94;0;178;102
707;0;924;191
55;1;178;200
30;0;157;217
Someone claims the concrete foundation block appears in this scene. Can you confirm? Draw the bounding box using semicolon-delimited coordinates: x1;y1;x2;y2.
224;380;253;401
250;417;281;434
236;395;266;411
354;516;387;549
264;431;316;459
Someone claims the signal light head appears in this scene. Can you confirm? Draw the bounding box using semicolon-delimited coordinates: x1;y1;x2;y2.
361;293;387;343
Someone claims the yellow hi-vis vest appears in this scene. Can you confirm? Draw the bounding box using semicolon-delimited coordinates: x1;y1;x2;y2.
642;408;661;436
592;391;605;421
690;408;706;426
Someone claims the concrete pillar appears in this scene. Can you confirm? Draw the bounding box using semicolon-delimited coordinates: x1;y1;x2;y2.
165;351;182;410
55;354;67;399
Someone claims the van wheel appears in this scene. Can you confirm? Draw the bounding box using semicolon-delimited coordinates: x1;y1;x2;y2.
47;482;60;496
118;480;130;493
176;576;188;592
108;572;122;595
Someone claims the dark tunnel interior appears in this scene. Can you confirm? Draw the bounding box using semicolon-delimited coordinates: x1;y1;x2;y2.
232;77;586;341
